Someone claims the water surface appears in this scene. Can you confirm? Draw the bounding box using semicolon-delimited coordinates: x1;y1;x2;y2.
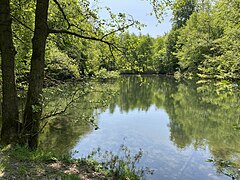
42;76;240;179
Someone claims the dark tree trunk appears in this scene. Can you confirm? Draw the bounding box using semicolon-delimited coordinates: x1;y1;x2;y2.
0;0;19;144
23;0;49;149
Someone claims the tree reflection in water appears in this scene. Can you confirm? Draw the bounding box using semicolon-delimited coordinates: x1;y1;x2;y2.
40;75;240;177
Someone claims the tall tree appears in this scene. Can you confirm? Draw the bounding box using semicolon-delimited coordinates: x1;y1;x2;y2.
0;0;19;143
23;0;49;148
198;0;240;80
162;0;197;74
165;29;180;73
171;0;196;29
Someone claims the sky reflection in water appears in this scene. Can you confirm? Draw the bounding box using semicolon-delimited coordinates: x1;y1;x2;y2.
72;75;240;179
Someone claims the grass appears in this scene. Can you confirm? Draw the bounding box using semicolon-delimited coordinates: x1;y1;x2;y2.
0;145;109;179
0;144;150;179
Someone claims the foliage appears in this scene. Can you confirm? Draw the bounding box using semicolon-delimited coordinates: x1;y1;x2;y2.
10;0;35;82
206;158;240;179
117;33;156;74
175;0;240;80
176;9;219;73
39;79;120;154
152;35;167;73
164;29;180;73
171;0;196;29
45;41;79;80
82;145;154;179
4;0;239;90
198;0;240;80
0;0;145;148
95;68;120;80
1;0;238;82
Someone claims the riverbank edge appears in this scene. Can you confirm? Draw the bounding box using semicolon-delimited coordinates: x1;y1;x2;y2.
0;145;116;179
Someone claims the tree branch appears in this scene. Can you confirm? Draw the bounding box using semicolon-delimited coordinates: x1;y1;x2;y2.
49;1;137;55
108;44;116;62
51;0;90;33
101;16;135;40
12;32;31;48
101;23;134;40
52;0;71;29
41;88;81;121
49;28;107;43
48;28;124;53
32;121;48;137
11;15;34;32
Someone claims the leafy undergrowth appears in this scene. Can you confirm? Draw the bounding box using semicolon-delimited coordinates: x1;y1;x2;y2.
0;145;111;180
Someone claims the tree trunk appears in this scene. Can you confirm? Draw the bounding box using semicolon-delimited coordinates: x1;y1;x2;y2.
23;0;49;149
0;0;19;144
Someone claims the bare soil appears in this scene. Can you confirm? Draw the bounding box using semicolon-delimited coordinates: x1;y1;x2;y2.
0;150;111;180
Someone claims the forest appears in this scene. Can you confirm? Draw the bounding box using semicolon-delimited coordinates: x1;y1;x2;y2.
0;0;240;179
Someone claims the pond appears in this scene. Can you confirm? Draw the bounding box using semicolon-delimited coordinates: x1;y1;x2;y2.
40;75;240;179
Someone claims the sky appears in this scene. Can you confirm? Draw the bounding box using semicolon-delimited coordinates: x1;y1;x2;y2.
91;0;172;37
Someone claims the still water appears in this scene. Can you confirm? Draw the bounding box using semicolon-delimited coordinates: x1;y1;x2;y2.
41;75;240;179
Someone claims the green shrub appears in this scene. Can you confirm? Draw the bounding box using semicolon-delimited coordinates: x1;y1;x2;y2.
95;68;120;80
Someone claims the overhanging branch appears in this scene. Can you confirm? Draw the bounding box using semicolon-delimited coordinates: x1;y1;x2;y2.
48;28;124;53
49;0;138;55
41;88;80;121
